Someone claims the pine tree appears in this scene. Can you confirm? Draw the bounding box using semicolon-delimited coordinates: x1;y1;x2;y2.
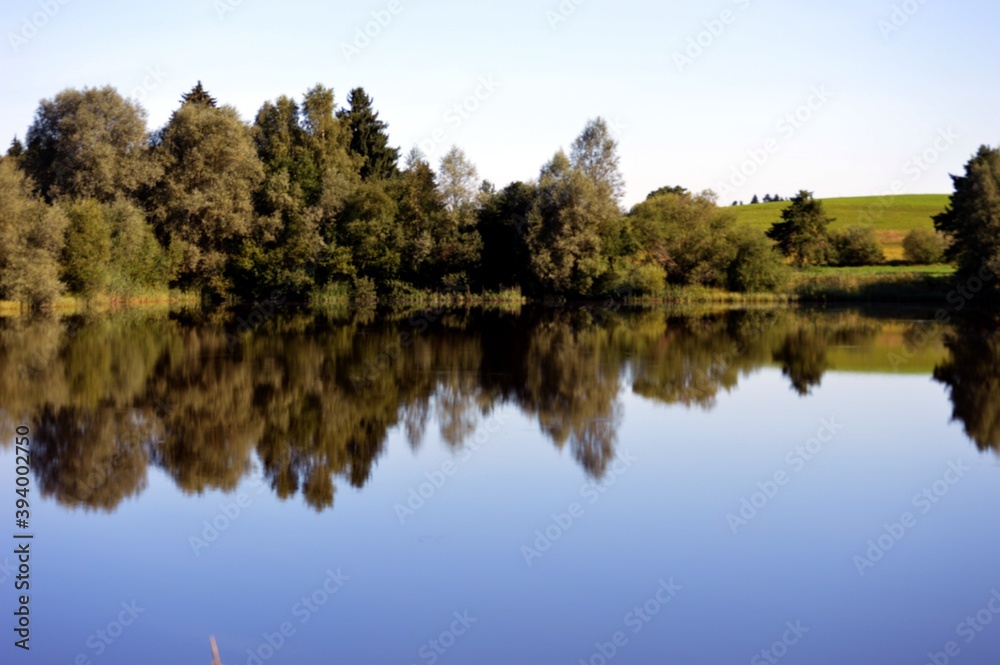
337;88;399;181
181;81;218;107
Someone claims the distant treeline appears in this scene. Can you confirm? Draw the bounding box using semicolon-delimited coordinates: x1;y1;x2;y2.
0;82;994;307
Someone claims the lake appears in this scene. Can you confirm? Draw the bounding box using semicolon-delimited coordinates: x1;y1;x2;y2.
1;304;999;664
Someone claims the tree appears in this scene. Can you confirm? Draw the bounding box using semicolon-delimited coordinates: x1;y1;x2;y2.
0;160;67;307
751;195;759;205
105;199;169;293
526;151;614;295
628;189;737;287
393;149;444;285
149;101;264;297
62;199;112;297
338;88;399;181
766;190;835;267
934;146;1000;285
727;225;789;293
7;137;24;158
23;86;156;203
340;181;401;284
476;181;535;290
830;226;883;266
570;117;625;202
903;228;947;265
181;81;217;107
436;147;483;287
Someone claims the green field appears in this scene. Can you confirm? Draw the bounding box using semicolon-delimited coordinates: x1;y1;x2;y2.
729;194;951;261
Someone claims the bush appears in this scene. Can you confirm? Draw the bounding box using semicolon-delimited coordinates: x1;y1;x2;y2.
62;199;112;297
830;226;883;266
727;228;790;293
903;228;947;264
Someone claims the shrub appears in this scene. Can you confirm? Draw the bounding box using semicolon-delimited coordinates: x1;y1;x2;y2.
727;227;790;293
830;226;883;266
903;228;947;264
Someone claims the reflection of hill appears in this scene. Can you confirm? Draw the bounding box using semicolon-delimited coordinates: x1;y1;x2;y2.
0;306;978;512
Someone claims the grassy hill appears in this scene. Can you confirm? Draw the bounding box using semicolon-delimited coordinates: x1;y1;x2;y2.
728;194;950;261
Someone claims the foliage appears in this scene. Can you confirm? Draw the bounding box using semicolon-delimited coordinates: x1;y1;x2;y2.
902;228;947;265
0;160;67;307
149;100;264;298
23;86;156;203
338;88;399;181
766;190;836;267
62;199;112;297
934;146;1000;285
830;225;883;266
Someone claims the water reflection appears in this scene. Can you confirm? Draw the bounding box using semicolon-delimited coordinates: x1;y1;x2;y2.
1;305;989;513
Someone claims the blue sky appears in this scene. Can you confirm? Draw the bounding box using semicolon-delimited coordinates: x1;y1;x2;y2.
1;0;997;207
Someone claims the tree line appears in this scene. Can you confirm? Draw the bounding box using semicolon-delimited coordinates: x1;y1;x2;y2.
1;81;997;307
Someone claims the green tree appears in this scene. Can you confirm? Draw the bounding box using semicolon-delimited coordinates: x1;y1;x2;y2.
23;86;156;203
7;137;24;158
0;160;67;307
181;81;218;107
766;190;835;267
62;199;112;297
526;151;613;295
338;88;399;181
570;117;625;202
340;181;401;284
934;146;1000;284
628;189;737;287
394;149;444;285
903;228;947;265
476;181;535;290
150;100;264;298
830;225;883;266
105;199;169;293
436;147;483;288
727;225;789;293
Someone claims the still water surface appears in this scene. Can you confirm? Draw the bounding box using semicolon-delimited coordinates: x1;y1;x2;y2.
1;305;999;664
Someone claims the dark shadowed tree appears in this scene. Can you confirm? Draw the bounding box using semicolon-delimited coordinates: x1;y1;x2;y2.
337;88;399;181
766;190;835;267
934;146;1000;287
181;81;218;107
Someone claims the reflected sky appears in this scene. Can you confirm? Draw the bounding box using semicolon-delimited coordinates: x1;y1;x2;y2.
1;306;999;664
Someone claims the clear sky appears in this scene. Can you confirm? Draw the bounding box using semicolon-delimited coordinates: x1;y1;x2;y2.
1;0;997;208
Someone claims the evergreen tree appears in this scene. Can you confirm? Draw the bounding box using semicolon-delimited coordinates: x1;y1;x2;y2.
7;137;24;158
934;146;1000;286
766;190;835;267
181;81;218;107
337;88;399;181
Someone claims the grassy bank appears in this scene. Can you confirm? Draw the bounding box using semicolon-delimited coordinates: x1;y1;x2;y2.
729;194;950;260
